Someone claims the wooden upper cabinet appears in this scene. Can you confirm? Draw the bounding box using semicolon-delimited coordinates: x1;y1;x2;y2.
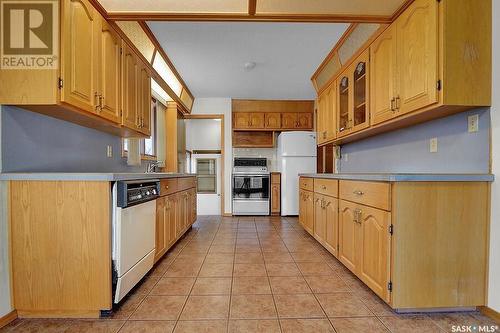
281;113;297;129
316;93;327;144
370;25;397;125
337;72;350;136
61;0;99;113
297;112;313;129
121;42;138;131
233;112;251;129
395;0;438;115
138;64;152;136
325;84;337;142
249;113;265;128
265;113;281;129
98;18;121;123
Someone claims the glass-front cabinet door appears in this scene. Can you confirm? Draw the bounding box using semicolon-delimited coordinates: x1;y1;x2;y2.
337;75;350;135
352;50;370;132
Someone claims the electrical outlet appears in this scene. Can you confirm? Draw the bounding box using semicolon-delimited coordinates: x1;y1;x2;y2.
429;138;438;153
106;145;113;158
468;114;479;133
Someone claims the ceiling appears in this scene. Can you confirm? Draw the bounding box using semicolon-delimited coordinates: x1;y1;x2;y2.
147;22;349;99
98;0;407;22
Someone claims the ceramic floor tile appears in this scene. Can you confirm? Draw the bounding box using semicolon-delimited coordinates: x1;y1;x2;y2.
234;252;264;264
119;320;175;333
290;252;326;263
204;253;235;264
191;277;232;295
232;276;272;295
165;262;203;278
379;315;445;333
280;318;335;332
296;262;336;276
173;320;227;333
265;263;302;277
228;319;281;333
304;275;351;294
132;275;161;295
269;276;312;294
150;277;196;296
233;263;267;277
180;295;230;320
1;319;73;333
330;317;389;333
274;294;325;319
199;263;234;277
263;252;294;263
130;296;187;320
230;295;278;319
316;293;373;318
65;320;125;333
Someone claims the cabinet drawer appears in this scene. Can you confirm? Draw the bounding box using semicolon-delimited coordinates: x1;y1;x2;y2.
314;179;338;197
299;177;314;191
160;178;178;196
178;177;196;191
339;180;390;210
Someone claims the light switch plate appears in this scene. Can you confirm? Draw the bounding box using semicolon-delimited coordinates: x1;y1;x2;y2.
430;138;438;153
106;145;113;158
468;114;479;133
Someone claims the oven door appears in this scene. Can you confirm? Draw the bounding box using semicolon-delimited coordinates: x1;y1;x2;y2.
232;175;270;201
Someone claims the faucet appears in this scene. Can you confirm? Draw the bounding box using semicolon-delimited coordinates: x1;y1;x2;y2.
146;161;162;173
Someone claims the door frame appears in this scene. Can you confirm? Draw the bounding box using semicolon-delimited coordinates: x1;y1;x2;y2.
184;114;225;216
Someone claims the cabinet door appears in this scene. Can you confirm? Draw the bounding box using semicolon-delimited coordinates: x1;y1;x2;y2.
281;113;297;129
98;18;121;123
313;194;326;242
190;188;197;224
121;42;138;130
299;190;305;227
370;25;397;125
155;197;166;262
337;74;351;136
265;113;281;129
339;200;359;274
304;191;314;235
139;64;151;135
324;196;338;257
351;50;370;133
396;0;438;114
358;206;391;302
325;84;337;141
61;0;99;113
167;195;177;245
297;113;313;129
249;113;265;129
316;93;327;144
233;113;251;129
271;183;280;214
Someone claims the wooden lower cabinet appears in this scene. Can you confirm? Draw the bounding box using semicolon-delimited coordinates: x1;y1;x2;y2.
155;179;197;263
299;177;490;310
270;173;281;216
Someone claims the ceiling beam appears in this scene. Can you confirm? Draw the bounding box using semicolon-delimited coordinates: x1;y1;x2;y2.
248;0;257;16
106;12;392;23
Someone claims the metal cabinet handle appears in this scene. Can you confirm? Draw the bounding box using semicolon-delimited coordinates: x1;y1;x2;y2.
353;190;364;196
354;208;362;224
395;95;401;110
321;185;327;190
390;97;396;111
94;92;100;110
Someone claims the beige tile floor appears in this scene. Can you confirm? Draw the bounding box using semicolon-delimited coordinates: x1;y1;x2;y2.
2;216;499;333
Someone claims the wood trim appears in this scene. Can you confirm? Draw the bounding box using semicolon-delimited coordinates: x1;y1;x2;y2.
16;310;100;319
88;0;108;19
0;310;17;329
138;21;195;103
106;12;393;23
183;114;225;216
390;0;416;21
479;306;500;323
248;0;257;15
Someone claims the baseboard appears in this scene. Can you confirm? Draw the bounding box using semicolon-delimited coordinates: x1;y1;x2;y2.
0;310;18;329
222;213;233;217
479;306;500;322
17;310;100;319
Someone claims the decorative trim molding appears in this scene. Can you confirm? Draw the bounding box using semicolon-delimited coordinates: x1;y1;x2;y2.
0;310;17;329
479;306;500;323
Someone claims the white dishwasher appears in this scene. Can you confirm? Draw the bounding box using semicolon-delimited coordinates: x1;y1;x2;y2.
112;179;159;303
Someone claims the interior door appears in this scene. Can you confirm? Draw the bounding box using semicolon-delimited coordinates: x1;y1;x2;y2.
324;196;338;257
61;0;99;113
358;205;392;302
192;154;221;215
121;42;138;130
396;0;438;114
370;25;397;125
339;200;359;274
313;194;326;242
98;18;121;123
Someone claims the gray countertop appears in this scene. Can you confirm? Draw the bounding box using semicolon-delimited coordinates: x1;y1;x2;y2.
299;173;495;182
0;172;196;181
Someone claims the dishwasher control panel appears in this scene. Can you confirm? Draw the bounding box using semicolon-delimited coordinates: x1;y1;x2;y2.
117;179;160;208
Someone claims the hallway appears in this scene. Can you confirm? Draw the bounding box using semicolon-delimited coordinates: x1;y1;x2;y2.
2;216;497;333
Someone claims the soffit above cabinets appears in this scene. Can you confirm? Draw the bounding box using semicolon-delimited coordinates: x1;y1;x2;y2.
96;0;411;22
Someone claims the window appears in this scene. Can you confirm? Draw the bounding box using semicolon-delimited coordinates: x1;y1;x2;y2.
123;98;157;159
196;158;217;194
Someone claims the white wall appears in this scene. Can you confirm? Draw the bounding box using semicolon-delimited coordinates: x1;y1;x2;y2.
0;105;13;317
488;0;500;313
186;119;222;151
190;98;232;215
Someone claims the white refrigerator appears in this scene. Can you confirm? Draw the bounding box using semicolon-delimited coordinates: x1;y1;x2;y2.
277;131;317;216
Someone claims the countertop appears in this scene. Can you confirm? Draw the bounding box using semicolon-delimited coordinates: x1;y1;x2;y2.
299;173;495;182
0;172;196;181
